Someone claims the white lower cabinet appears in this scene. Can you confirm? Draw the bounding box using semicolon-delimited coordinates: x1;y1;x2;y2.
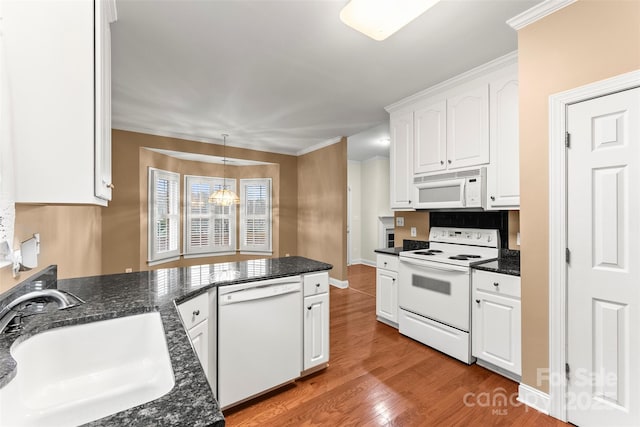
472;269;521;379
303;272;330;371
376;254;399;327
177;291;215;392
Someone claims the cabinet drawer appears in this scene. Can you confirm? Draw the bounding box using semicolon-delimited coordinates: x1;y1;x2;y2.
177;292;209;329
376;254;399;271
472;269;520;298
304;272;329;296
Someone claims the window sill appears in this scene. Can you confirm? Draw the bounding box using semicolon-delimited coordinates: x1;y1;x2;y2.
183;252;236;259
240;251;273;256
147;256;181;267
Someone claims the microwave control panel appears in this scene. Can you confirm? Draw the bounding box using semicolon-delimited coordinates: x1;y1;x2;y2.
465;177;482;206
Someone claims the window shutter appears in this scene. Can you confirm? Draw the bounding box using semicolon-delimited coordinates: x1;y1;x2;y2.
184;175;236;255
148;168;180;263
240;178;272;253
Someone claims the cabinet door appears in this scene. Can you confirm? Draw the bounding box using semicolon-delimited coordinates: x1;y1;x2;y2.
446;85;489;170
304;293;329;370
94;0;117;201
376;268;398;324
472;289;521;375
488;73;520;209
390;111;414;209
188;319;210;380
414;100;447;174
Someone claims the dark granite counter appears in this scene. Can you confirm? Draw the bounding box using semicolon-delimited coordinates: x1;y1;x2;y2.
472;249;520;276
0;256;332;426
374;240;429;256
374;247;403;256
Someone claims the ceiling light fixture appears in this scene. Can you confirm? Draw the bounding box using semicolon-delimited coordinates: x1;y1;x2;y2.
339;0;440;41
209;134;240;206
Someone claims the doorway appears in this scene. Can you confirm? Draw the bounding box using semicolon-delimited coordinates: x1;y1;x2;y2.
548;71;640;424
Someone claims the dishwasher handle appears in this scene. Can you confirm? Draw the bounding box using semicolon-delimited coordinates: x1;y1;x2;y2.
219;282;301;305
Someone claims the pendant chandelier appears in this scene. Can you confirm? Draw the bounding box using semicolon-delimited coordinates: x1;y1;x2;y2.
209;134;240;206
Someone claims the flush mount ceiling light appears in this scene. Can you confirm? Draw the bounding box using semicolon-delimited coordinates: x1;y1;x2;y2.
209;134;240;206
339;0;440;41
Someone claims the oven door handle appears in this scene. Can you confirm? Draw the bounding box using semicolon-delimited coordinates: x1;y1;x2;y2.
399;257;469;273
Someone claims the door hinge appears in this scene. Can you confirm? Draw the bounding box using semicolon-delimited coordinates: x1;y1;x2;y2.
566;248;571;264
566;362;570;381
565;132;571;148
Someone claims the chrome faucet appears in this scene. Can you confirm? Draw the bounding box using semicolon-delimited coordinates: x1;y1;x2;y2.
0;289;84;334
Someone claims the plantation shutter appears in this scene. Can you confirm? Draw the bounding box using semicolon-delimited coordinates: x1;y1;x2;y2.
185;175;236;255
240;178;272;253
148;168;180;263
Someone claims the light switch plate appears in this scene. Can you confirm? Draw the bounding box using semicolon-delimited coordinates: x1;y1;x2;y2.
410;227;417;237
396;217;404;227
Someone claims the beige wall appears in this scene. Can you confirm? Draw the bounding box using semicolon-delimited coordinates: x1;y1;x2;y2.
103;130;299;274
297;139;348;281
0;205;102;293
394;211;430;243
518;0;640;392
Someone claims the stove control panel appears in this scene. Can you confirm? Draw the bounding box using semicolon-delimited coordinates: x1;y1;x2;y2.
429;227;499;248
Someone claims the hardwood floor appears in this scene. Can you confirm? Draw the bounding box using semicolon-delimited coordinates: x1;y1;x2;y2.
224;265;566;426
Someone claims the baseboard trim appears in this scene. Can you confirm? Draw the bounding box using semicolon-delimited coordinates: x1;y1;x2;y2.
330;277;349;289
350;259;376;267
518;383;550;415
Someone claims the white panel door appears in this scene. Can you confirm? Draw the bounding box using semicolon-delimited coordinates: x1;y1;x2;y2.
446;85;489;170
472;290;521;375
376;268;398;323
414;100;447;174
188;320;209;381
390;111;414;209
304;293;329;370
487;72;520;209
567;87;640;426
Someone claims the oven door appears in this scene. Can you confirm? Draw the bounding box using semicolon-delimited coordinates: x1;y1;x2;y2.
414;178;466;209
398;256;471;331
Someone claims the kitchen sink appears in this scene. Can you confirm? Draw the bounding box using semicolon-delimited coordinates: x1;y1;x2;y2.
0;312;175;427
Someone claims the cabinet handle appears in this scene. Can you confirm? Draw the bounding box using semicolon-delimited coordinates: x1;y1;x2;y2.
307;306;313;310
490;196;495;201
448;160;452;164
316;283;321;287
440;160;444;165
408;200;412;204
493;282;499;287
107;183;115;189
383;262;387;266
392;278;396;282
193;309;200;316
475;299;480;304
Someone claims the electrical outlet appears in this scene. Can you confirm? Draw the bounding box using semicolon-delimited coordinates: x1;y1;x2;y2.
396;217;404;227
410;227;417;237
125;268;133;273
285;253;290;257
516;232;521;246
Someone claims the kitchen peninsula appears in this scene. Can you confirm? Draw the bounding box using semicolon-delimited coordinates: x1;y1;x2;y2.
0;256;332;426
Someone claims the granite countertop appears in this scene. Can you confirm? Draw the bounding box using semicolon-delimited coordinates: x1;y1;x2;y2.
471;249;520;276
0;256;332;427
374;240;430;256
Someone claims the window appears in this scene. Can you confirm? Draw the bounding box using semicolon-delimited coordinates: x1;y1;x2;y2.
184;175;236;256
148;168;180;264
240;178;272;254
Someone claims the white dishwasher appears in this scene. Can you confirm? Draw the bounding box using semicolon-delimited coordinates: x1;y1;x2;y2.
218;276;302;409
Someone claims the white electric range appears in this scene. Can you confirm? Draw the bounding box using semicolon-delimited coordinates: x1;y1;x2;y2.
398;227;499;364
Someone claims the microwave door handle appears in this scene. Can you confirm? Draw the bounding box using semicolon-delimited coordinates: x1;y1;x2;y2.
460;181;466;207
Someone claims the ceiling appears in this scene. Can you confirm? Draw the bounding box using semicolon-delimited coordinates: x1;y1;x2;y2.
111;0;540;158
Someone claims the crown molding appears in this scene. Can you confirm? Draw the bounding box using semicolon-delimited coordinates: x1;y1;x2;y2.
507;0;577;30
296;137;343;156
385;50;518;113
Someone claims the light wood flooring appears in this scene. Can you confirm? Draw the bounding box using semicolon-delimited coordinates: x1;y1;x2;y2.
224;264;566;426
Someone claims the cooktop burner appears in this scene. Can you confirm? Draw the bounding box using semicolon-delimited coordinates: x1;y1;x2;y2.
413;249;444;256
448;255;470;260
458;254;481;258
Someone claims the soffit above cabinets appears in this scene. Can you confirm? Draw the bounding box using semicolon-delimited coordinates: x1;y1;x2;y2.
111;0;543;156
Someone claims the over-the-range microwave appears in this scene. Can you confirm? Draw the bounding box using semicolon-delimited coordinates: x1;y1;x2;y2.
413;167;486;210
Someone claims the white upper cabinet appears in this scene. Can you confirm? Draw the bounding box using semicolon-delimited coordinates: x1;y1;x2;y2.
389;111;414;210
414;100;447;174
4;0;117;205
385;52;519;212
446;84;489;170
487;66;520;209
